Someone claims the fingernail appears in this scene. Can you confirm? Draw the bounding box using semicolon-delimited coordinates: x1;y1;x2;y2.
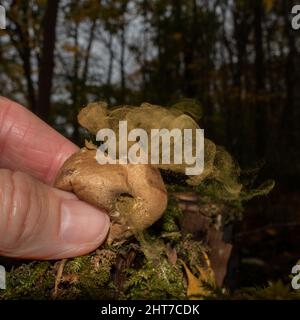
60;199;110;244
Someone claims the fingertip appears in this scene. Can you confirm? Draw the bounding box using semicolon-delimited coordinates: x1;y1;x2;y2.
59;199;110;246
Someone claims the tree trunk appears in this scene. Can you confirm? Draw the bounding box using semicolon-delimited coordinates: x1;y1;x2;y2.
71;22;80;144
36;0;60;121
254;0;266;158
6;2;36;110
120;2;128;102
106;33;114;88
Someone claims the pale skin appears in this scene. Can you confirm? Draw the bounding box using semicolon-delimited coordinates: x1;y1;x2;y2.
0;97;110;260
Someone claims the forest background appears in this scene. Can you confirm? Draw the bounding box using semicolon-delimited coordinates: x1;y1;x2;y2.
0;0;299;289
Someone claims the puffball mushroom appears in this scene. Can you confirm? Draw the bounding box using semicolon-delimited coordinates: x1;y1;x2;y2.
55;148;168;243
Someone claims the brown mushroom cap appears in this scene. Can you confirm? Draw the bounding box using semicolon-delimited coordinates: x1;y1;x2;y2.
54;148;168;243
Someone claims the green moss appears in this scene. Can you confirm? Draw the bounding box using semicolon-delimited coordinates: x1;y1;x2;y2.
124;259;185;300
160;196;183;233
54;249;117;299
0;261;54;300
176;236;207;274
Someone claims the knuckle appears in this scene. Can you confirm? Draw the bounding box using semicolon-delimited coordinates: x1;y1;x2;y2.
0;169;37;251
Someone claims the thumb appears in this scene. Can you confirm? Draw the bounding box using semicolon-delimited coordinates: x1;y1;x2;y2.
0;169;110;259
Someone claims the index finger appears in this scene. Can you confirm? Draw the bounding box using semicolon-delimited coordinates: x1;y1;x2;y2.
0;97;79;185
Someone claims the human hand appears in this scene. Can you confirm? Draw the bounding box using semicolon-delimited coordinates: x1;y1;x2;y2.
0;97;110;259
